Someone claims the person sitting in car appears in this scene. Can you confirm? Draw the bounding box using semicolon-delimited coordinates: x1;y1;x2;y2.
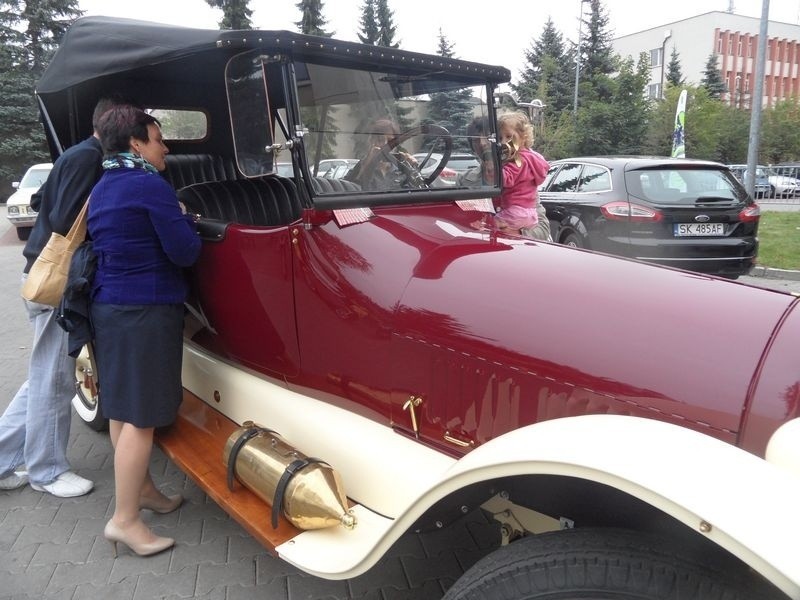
346;118;420;190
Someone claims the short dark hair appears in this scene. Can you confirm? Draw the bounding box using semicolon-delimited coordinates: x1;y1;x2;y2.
92;94;139;131
466;116;490;155
97;106;161;155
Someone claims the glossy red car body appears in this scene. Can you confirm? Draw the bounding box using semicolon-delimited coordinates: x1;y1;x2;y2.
190;202;798;459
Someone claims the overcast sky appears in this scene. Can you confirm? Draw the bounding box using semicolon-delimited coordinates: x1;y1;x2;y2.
78;0;799;83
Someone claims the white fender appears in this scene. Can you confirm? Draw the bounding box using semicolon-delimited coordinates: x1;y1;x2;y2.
182;345;800;596
280;416;800;597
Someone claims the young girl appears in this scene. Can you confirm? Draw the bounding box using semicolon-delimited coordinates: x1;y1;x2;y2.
482;111;549;235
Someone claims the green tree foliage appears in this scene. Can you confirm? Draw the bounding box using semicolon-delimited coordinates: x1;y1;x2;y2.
425;31;474;152
357;0;379;44
700;53;727;99
0;0;81;186
642;85;685;156
205;0;252;30
295;0;332;37
295;0;336;159
666;47;684;87
568;0;621;156
574;54;651;155
512;18;574;117
760;98;800;163
375;0;398;48
579;0;616;104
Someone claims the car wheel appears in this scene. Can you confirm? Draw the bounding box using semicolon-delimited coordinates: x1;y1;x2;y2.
71;344;107;432
442;528;779;600
561;231;584;248
16;227;32;241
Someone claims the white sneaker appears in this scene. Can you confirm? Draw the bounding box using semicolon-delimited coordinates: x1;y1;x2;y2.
0;471;28;490
30;471;93;497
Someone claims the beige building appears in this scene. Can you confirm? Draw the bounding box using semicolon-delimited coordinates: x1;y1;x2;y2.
612;11;800;107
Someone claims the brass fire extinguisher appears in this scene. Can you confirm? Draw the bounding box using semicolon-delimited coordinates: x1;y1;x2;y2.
222;421;356;530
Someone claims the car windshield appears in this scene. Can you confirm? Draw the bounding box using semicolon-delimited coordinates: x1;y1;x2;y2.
225;50;496;196
19;167;50;188
626;168;744;204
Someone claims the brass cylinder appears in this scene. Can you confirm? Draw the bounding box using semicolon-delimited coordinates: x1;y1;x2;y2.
223;423;356;530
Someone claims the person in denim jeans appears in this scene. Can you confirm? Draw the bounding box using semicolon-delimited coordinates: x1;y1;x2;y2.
0;96;128;497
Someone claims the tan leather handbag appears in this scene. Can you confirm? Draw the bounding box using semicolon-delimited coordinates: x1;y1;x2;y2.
21;199;89;307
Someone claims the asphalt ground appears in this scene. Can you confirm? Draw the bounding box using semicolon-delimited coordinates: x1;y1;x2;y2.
0;202;798;599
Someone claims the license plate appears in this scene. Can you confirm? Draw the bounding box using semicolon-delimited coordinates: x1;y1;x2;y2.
674;223;725;236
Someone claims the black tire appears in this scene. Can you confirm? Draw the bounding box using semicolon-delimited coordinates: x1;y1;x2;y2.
561;231;584;248
71;344;108;432
442;528;782;600
16;227;32;241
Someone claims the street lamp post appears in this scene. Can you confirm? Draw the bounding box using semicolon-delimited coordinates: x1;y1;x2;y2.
659;29;672;100
572;0;591;113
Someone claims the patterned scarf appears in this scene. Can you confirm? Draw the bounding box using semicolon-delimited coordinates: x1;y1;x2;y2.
102;152;159;174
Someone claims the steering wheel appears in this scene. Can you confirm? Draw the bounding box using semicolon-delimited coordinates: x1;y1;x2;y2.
358;123;453;189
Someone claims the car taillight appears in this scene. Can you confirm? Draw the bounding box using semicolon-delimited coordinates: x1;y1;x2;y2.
601;201;663;222
439;167;456;180
739;204;760;222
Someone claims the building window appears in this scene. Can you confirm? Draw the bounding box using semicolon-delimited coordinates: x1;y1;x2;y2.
738;39;743;56
650;47;663;68
647;83;661;99
727;38;733;54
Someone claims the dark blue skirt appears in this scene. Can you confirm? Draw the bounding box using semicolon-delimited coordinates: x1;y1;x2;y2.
90;303;184;428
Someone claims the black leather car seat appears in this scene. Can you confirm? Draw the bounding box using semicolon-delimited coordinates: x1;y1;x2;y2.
177;176;302;226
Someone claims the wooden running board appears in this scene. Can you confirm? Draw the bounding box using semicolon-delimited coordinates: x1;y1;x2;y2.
155;390;300;551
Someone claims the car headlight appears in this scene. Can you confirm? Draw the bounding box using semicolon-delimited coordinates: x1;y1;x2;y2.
7;206;19;216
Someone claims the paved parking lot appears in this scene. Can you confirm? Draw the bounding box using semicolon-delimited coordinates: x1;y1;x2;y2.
0;204;797;599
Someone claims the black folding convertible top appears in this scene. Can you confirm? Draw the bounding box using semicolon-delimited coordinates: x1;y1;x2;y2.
37;16;510;156
39;16;510;94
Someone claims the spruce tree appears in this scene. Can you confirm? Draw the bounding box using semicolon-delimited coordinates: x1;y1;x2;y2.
295;0;335;161
512;18;574;116
295;0;332;37
0;0;81;186
666;47;684;87
700;53;727;99
425;31;474;152
357;0;379;45
205;0;253;30
580;0;616;102
375;0;399;48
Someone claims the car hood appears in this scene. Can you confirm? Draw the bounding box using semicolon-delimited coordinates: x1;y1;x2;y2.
6;187;37;207
373;207;793;441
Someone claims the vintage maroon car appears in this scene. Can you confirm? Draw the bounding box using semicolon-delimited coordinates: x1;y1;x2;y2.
39;17;799;600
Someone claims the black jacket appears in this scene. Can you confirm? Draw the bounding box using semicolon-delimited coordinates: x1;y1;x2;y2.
56;241;97;358
24;136;103;273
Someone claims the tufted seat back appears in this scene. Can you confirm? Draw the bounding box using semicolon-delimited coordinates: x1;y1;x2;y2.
162;154;240;189
310;177;361;193
177;176;302;227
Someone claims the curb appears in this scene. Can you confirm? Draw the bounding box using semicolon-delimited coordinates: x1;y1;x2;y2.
750;265;800;281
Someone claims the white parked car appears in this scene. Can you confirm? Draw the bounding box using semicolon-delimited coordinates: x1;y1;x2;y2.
412;152;480;187
767;170;800;198
6;163;52;240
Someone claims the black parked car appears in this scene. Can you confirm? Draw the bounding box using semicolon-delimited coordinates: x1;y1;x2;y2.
539;156;760;278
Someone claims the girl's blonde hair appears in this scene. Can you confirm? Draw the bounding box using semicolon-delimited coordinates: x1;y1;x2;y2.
498;111;534;149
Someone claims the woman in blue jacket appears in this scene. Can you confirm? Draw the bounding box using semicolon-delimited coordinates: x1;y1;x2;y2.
89;106;201;557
